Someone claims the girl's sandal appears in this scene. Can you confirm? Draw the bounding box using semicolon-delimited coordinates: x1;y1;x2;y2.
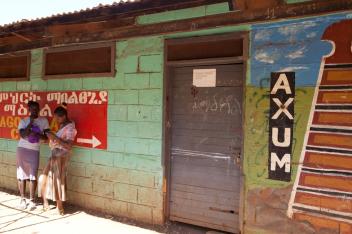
42;205;50;212
58;208;65;216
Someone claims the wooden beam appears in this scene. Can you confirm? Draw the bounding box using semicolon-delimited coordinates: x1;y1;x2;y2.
0;35;28;46
10;32;32;42
234;0;247;10
0;0;351;54
244;0;281;10
45;17;136;37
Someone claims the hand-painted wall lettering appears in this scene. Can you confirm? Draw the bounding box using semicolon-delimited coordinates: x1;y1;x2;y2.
0;90;108;149
269;72;295;181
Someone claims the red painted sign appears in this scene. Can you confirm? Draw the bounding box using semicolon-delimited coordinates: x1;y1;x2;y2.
0;90;108;149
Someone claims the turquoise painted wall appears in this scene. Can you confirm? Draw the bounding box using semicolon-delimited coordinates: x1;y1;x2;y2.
285;0;311;4
137;2;230;25
0;36;165;224
0;2;235;225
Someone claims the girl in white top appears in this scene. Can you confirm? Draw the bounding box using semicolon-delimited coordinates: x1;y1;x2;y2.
17;101;49;210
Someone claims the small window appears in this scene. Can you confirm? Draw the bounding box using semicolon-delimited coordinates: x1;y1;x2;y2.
167;34;243;61
43;42;115;79
0;52;30;81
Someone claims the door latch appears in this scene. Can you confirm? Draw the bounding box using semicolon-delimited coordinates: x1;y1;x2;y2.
235;152;241;165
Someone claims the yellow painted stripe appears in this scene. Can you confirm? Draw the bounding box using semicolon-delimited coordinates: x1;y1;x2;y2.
310;133;352;149
325;70;352;82
315;112;352;126
294;213;352;233
321;92;352;103
295;192;352;213
304;152;352;171
301;173;352;192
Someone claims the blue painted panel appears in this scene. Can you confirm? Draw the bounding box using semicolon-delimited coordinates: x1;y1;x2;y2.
250;12;352;87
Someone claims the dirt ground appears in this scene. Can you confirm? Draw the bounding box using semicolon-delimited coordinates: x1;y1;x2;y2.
0;190;224;234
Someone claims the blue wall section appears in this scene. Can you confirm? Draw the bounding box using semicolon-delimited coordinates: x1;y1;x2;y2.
250;13;351;87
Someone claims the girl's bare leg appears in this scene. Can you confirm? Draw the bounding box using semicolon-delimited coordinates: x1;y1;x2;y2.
29;180;37;201
41;159;51;211
43;197;49;210
28;179;38;210
52;156;64;215
17;180;27;209
56;200;64;215
18;179;26;199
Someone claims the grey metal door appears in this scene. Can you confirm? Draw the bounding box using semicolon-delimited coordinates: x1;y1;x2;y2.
169;64;243;233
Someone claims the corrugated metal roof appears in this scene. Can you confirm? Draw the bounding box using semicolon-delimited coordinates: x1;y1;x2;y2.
0;0;230;36
0;0;140;30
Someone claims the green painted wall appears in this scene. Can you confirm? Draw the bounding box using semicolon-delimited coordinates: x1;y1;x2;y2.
243;86;314;190
137;2;230;25
0;36;165;224
285;0;312;4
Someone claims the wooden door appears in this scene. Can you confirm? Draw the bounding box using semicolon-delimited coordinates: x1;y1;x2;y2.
169;64;243;233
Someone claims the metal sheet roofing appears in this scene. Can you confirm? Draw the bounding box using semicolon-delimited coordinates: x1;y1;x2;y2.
0;1;139;28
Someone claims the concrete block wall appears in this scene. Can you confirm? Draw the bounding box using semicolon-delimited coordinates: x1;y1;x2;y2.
1;2;350;233
0;36;164;224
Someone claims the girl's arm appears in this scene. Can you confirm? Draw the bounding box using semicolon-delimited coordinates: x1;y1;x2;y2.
40;129;50;140
19;118;34;138
46;132;73;150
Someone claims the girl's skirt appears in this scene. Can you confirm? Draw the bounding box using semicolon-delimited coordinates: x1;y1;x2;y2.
39;149;70;201
16;147;40;180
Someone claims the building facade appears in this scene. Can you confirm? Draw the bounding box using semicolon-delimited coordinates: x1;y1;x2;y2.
0;0;351;233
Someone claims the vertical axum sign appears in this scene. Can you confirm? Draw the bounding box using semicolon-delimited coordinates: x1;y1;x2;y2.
269;72;295;181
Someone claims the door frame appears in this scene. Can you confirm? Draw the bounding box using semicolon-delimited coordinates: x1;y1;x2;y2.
162;32;249;233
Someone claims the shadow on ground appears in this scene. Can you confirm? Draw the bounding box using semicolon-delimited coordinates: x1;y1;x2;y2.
0;189;227;234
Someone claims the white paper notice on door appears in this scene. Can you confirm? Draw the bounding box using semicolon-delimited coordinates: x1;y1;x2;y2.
192;69;216;87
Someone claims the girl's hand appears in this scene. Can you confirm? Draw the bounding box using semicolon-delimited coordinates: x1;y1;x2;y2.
46;132;56;141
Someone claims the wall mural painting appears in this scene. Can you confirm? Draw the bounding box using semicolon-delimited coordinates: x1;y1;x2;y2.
288;19;352;228
269;72;295;181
